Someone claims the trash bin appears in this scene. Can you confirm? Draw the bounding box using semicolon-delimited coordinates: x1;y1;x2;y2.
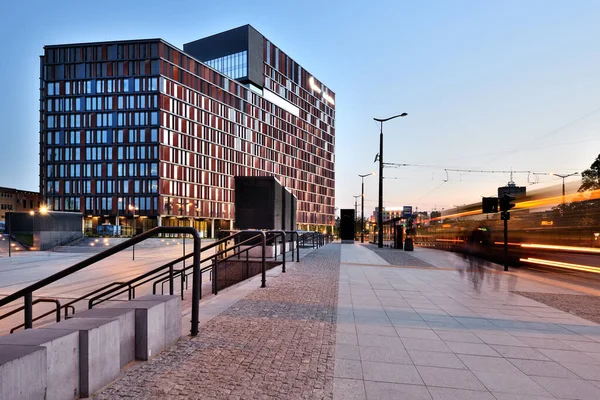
404;238;414;251
394;228;403;250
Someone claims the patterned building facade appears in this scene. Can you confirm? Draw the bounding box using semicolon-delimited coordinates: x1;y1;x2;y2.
39;26;335;237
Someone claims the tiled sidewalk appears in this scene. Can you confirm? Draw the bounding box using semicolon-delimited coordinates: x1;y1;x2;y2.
335;244;600;400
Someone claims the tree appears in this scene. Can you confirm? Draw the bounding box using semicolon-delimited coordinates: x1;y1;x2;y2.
579;153;600;192
550;154;600;227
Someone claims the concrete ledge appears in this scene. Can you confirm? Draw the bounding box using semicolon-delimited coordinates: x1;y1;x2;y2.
69;307;135;368
0;344;47;400
0;328;79;400
132;295;182;350
110;295;181;361
41;317;120;397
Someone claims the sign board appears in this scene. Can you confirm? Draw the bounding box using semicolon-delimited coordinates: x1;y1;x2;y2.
482;197;498;213
402;206;413;219
497;185;526;198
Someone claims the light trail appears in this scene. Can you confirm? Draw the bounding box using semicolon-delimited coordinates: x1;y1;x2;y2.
521;243;600;254
520;257;600;273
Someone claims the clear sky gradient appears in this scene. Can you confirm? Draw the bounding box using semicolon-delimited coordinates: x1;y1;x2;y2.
1;0;599;217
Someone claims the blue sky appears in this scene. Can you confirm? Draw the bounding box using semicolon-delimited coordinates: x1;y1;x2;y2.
1;0;599;216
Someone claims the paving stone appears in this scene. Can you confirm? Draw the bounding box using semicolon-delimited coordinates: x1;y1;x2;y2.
434;330;482;343
417;366;487;391
335;344;360;360
363;381;432;400
472;369;550;396
361;361;422;384
458;354;521;372
408;349;466;369
359;345;412;364
530;376;600;399
332;378;365;400
428;386;495;400
509;358;580;378
445;341;500;357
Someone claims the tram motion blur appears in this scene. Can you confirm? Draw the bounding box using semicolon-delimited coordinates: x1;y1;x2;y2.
413;187;600;271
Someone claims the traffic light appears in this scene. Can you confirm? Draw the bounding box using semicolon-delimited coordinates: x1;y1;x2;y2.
499;194;516;212
482;197;498;213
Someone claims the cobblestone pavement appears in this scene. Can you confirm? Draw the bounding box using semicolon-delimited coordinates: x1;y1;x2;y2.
95;244;341;400
364;244;436;268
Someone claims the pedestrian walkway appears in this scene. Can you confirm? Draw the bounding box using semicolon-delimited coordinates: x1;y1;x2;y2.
95;245;340;400
335;244;600;400
93;243;600;399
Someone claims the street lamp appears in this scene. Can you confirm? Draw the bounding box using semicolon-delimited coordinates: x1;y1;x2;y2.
359;172;374;243
450;204;461;218
129;204;138;260
353;195;361;240
552;172;579;205
373;113;408;248
116;198;123;235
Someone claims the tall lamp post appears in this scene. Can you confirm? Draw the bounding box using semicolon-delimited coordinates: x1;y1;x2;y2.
552;172;579;205
359;173;374;243
373;113;408;248
353;195;361;240
129;204;138;260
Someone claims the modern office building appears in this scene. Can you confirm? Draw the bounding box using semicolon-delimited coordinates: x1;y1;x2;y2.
39;25;335;237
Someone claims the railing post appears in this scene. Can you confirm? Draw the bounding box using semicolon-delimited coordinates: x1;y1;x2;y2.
54;301;61;322
24;292;32;330
296;233;300;262
169;264;174;296
290;232;294;262
183;235;186;270
213;258;218;296
261;232;266;288
191;231;201;337
281;232;286;273
246;251;249;279
180;271;185;300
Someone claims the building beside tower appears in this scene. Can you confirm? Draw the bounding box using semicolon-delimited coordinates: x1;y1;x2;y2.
39;25;335;237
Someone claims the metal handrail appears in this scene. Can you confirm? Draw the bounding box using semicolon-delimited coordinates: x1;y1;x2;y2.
93;231;267;306
267;230;286;272
9;298;63;334
286;231;300;262
0;226;203;336
0;281;125;332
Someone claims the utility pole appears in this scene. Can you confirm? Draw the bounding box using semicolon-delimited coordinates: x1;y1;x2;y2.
359;173;373;243
552;172;579;205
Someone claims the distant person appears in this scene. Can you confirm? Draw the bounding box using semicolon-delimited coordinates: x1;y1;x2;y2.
463;227;491;290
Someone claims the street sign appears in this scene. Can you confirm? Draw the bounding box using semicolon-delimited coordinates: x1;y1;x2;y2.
402;206;412;219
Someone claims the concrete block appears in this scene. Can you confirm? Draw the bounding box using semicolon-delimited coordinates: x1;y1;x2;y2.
132;295;182;348
42;317;120;397
0;328;78;400
110;300;165;360
0;344;47;400
69;307;135;368
110;295;181;360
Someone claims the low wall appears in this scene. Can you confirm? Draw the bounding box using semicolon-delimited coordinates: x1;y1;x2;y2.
213;259;281;292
